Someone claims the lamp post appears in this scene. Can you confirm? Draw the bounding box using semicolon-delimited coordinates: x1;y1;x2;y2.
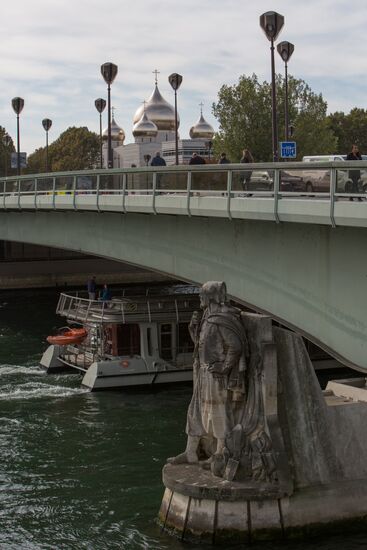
100;62;118;169
42;118;52;172
95;98;106;168
277;41;294;141
260;11;284;161
168;73;183;165
11;97;24;175
2;133;11;177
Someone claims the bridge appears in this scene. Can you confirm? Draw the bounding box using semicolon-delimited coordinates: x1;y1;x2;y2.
1;161;366;371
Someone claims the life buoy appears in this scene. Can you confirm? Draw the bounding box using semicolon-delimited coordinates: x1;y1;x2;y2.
47;328;88;346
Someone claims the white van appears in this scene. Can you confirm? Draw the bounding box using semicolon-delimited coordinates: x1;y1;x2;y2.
302;155;345;162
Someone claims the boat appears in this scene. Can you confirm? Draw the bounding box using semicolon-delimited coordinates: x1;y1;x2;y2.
47;327;88;345
40;285;200;391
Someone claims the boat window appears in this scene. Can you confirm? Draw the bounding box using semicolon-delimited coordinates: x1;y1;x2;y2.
104;323;140;356
160;323;173;361
177;323;194;354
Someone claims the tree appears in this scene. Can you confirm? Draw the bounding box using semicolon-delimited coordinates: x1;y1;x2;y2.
27;126;100;173
212;74;337;162
327;109;367;154
0;126;15;177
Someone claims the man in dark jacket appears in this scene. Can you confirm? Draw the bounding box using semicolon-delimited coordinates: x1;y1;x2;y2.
150;152;166;166
189;152;206;165
218;152;230;164
346;144;362;201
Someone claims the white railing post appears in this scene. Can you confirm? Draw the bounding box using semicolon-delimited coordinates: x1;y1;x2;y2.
72;175;77;210
152;171;157;214
226;170;232;220
52;177;56;209
96;174;100;212
17;178;21;209
273;169;280;224
122;172;127;214
34;178;38;210
330;167;336;228
186;171;192;217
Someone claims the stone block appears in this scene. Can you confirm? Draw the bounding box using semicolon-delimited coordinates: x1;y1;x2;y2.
185;497;216;543
164;491;189;535
250;499;283;541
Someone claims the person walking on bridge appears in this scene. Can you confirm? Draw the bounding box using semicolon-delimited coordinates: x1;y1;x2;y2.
346;144;362;201
87;276;97;300
150;152;166;167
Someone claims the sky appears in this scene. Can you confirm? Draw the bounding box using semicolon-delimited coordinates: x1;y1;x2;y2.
1;0;366;155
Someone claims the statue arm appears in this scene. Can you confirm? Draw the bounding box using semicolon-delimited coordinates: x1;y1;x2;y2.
208;326;242;375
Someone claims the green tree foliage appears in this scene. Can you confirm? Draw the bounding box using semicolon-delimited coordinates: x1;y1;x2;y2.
212;74;337;162
0;126;15;177
327;108;367;154
27;126;100;173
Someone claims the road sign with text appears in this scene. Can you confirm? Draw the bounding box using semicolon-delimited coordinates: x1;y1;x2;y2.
280;141;296;159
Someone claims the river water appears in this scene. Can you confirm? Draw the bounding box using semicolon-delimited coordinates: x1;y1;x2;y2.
0;289;366;549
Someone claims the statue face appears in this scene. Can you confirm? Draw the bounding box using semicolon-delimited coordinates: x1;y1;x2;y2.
199;290;210;309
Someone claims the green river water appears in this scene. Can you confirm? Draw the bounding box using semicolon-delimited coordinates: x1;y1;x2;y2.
0;289;366;549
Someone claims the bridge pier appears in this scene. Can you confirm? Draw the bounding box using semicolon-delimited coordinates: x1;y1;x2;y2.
158;312;367;544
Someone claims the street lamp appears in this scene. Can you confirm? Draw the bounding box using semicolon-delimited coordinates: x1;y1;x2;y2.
2;133;12;177
168;73;183;165
100;62;118;169
42;118;52;172
277;41;295;141
11;97;25;175
95;98;106;169
260;11;284;161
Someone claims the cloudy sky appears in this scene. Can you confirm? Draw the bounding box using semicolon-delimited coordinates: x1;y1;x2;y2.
0;0;365;154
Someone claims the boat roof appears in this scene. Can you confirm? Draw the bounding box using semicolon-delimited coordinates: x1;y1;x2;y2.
56;288;200;325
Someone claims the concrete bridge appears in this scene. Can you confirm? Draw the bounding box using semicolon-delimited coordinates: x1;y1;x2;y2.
1;161;366;371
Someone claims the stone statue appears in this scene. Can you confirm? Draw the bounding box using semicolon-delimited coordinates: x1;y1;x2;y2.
168;281;277;482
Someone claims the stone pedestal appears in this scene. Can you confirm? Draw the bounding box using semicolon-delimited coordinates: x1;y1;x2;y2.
158;309;367;544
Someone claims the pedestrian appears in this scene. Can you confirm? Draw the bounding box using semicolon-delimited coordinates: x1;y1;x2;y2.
87;276;97;300
100;284;112;302
218;152;230;164
150;152;166;167
240;149;254;190
189;152;206;165
346;144;362;201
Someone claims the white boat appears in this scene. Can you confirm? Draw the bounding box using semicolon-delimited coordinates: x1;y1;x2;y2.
40;286;200;391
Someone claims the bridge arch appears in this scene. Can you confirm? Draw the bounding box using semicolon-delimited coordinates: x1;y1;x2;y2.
0;209;365;371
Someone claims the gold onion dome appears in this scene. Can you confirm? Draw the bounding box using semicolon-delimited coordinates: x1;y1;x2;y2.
189;113;215;139
102;117;125;144
132;111;158;137
133;85;178;131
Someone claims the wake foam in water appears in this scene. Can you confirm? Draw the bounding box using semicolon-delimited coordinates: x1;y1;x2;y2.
0;381;88;401
0;364;45;376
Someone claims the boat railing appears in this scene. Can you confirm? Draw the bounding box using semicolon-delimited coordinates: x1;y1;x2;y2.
56;292;200;324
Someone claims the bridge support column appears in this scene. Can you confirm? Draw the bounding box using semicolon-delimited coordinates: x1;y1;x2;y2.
158;310;367;544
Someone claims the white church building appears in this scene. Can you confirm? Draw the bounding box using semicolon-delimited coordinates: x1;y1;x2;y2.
102;77;215;168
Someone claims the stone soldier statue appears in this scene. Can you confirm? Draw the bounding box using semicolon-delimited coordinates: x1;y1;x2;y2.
168;281;250;476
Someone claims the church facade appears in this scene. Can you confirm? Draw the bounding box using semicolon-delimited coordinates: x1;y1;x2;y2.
102;78;215;167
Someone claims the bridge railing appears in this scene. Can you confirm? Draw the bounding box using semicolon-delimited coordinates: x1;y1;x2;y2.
1;162;367;225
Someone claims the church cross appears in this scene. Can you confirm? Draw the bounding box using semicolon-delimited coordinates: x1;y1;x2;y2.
199;101;204;115
152;69;160;84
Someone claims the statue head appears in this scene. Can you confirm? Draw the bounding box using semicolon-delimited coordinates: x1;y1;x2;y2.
200;281;227;309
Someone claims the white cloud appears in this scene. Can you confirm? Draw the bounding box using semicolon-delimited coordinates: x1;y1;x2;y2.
0;0;366;153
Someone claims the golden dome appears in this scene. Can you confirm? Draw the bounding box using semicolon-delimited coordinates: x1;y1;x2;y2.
103;117;125;144
189;113;215;139
132;111;158;137
133;85;178;131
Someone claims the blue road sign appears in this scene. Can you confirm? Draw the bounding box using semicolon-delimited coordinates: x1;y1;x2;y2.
280;141;296;159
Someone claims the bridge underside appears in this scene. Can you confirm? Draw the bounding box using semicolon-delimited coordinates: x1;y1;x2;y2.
0;211;365;371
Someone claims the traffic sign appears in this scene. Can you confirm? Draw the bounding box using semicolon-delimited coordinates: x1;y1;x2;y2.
280;141;296;159
11;152;27;169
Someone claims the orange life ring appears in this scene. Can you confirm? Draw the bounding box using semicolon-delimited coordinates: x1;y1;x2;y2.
47;328;88;346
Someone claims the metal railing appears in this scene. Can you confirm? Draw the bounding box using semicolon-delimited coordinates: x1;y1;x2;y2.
1;162;366;225
56;291;200;325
